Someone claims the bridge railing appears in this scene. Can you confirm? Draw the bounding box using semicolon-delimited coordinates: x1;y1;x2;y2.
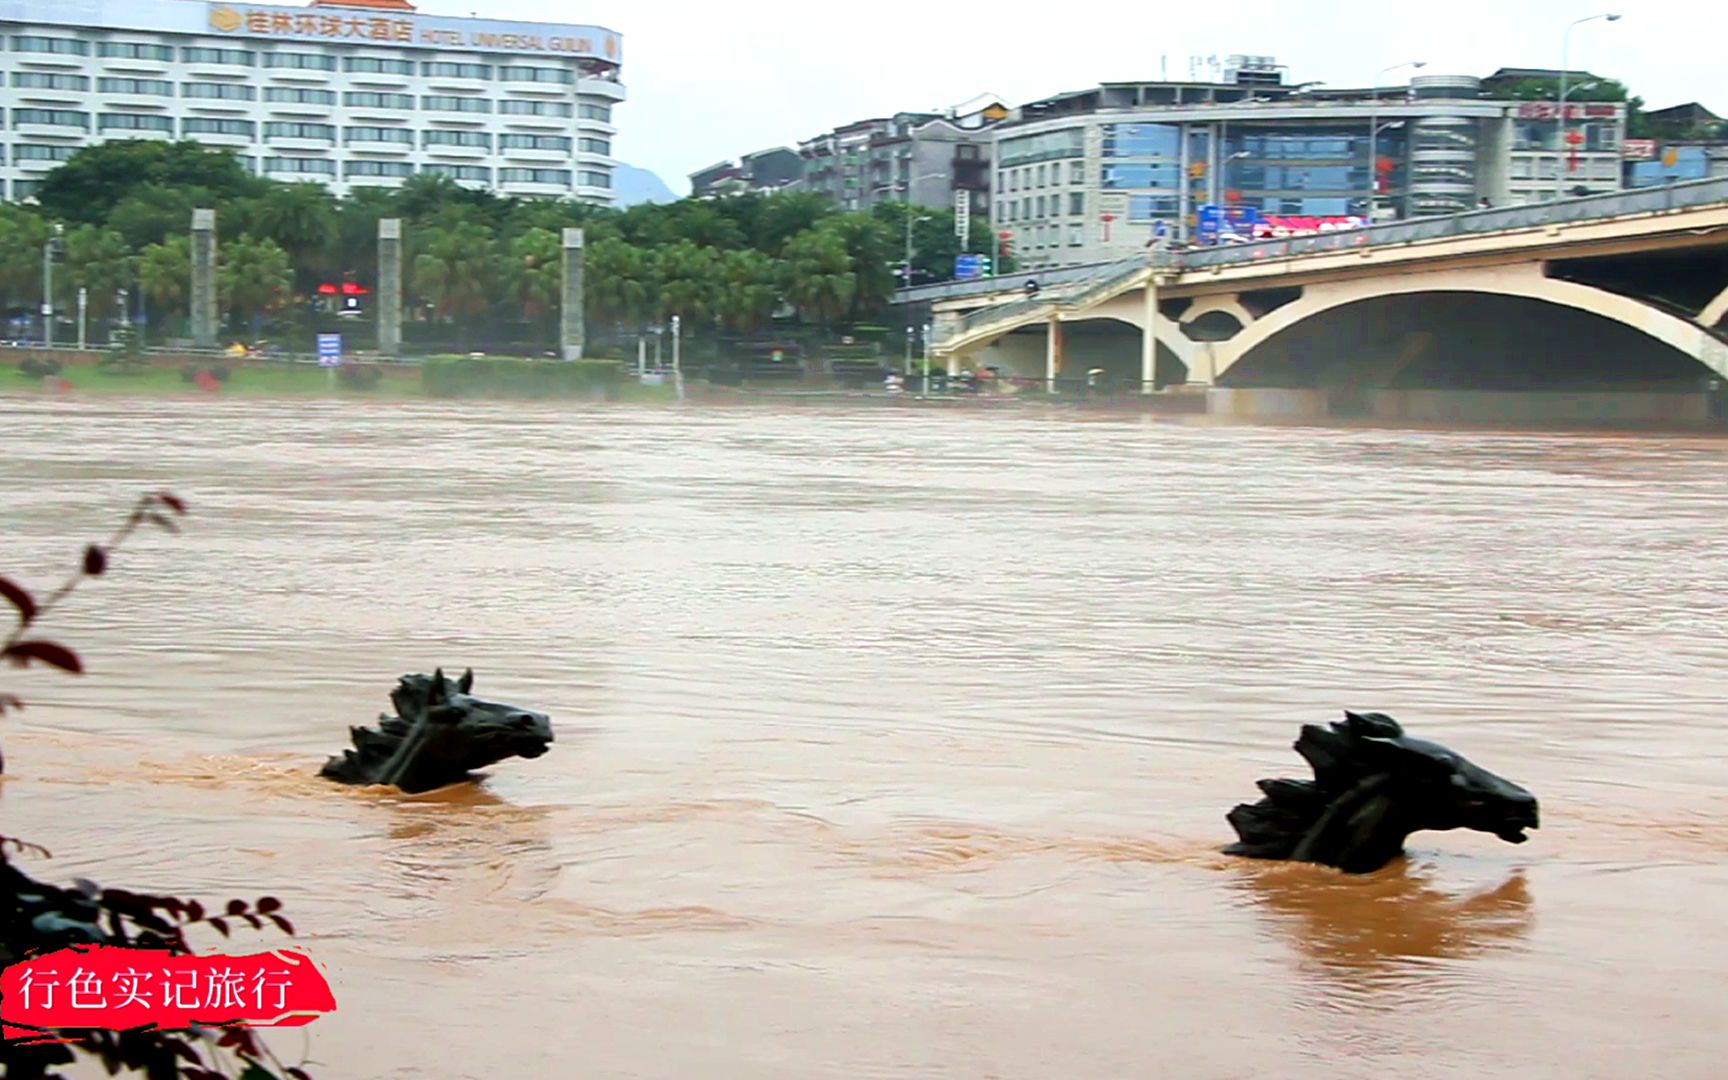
951;254;1157;339
1179;175;1728;270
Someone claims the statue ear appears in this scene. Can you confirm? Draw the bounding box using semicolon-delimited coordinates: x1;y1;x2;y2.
456;669;474;695
1342;710;1404;739
427;668;448;706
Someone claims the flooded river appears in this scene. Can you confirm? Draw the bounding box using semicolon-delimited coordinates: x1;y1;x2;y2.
4;395;1727;1079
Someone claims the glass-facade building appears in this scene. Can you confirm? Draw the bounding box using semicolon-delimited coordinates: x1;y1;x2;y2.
992;74;1627;270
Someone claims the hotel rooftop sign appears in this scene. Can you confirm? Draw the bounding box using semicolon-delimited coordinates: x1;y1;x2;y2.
0;0;621;61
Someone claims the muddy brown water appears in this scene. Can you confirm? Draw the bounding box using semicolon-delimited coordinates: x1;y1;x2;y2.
3;395;1727;1079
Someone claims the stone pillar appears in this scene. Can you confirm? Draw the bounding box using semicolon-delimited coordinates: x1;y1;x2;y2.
377;218;402;358
1045;315;1063;393
190;208;217;349
560;227;585;361
1140;276;1159;393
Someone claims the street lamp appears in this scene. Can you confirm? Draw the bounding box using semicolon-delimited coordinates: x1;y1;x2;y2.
41;222;63;348
1367;61;1425;222
1556;13;1623;200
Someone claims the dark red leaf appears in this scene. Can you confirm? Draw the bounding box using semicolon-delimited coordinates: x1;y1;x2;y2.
83;545;107;576
185;899;205;922
158;492;188;515
208;917;230;937
226;899;248;916
145;511;180;534
268;914;296;936
0;576;37;624
240;913;262;929
3;640;84;674
255;896;282;914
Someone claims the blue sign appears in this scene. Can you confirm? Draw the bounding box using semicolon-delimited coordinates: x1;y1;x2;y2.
316;333;342;367
955;253;988;281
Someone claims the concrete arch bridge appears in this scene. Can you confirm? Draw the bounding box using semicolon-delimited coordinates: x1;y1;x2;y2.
904;178;1728;424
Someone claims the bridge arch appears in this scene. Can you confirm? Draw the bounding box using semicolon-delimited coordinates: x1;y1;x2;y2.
1213;266;1728;385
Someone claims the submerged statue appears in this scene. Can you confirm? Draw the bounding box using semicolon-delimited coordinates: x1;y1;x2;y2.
1224;710;1539;874
319;668;554;794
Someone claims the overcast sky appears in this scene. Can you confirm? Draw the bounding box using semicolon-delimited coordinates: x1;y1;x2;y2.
461;0;1719;194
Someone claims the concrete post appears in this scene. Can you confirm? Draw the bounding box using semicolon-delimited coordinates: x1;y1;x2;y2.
1045;315;1063;393
1140;276;1159;393
560;227;585;361
377;217;402;358
190;208;217;349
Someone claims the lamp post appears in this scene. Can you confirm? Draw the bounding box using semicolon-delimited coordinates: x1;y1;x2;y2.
1367;61;1425;223
1557;13;1622;200
41;223;63;348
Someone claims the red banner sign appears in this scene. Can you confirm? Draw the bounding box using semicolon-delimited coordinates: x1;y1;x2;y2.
3;945;337;1045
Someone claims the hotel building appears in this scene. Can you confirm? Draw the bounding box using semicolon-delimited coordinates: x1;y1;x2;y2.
0;0;625;202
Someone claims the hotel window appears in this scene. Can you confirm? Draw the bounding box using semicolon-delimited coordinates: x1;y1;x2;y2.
1068;192;1084;216
14;144;77;162
345;92;415;109
13;180;43;199
578;103;611;122
183;118;256;137
264;52;337;71
422;95;491;113
346;126;414;146
9;35;89;56
265;121;335;140
1100;123;1181;158
97;77;172;95
183;83;257;101
264;157;336;176
500;66;574;84
13;108;89;130
1069;161;1084;184
579;170;611;188
181;47;255;66
97;42;173;61
499;100;571;117
423;164;492;182
98;113;172;133
422;62;492;80
345;160;414;178
424;130;491;149
345;57;415;75
500;134;571;151
269;88;338;105
12;72;90;90
501;167;571;185
1068;223;1084;246
578;136;610;155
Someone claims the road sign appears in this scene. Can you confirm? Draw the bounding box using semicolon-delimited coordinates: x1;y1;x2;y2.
955;253;986;281
954;189;970;242
316;333;342;368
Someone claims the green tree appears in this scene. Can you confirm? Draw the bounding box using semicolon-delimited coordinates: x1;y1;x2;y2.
815;215;895;319
585;236;659;330
0;204;49;317
779;230;855;327
507;226;563;338
59;225;135;324
137;235;191;337
34;140;260;227
714;249;782;334
219;234;293;340
655;241;722;325
230;183;339;289
411;220;498;346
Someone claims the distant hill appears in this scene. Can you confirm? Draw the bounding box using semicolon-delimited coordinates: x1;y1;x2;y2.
613;164;677;206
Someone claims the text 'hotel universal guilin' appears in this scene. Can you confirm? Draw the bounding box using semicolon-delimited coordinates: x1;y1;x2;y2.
0;0;625;202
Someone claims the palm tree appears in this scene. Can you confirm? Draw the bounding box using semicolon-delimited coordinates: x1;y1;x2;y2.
779;231;855;328
715;249;781;334
232;183;338;289
60;225;136;325
411;220;497;347
218;234;293;341
507;227;562;342
0;205;49;319
584;236;659;332
137;235;190;339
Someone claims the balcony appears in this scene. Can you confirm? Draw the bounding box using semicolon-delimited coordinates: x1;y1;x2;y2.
424;142;487;159
347;140;413;155
498;178;571;197
502;145;571;163
13;121;89;138
575;77;626;102
265;134;336;152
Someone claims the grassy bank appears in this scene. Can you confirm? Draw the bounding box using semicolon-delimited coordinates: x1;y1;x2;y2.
11;361;423;398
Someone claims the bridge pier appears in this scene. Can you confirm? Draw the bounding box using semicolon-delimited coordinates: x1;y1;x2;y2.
1045;316;1063;393
1140;277;1158;394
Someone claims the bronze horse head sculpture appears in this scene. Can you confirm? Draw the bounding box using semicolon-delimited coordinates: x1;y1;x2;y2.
319;668;553;794
1225;711;1539;874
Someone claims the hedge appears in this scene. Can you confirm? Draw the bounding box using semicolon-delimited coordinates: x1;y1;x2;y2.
421;355;627;399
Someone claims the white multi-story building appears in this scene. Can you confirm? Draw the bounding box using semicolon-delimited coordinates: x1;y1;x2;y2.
0;0;625;203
